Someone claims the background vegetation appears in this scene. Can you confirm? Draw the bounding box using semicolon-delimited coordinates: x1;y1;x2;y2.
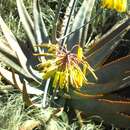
0;0;130;130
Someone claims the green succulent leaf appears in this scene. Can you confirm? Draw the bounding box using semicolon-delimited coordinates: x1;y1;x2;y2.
80;79;130;95
0;51;30;78
0;16;40;83
22;81;33;107
0;66;44;95
78;54;130;94
51;0;63;43
87;35;121;68
86;55;130;83
60;0;77;45
33;0;49;44
0;38;17;59
86;18;130;55
67;0;95;49
86;18;130;68
16;0;36;48
69;91;130;128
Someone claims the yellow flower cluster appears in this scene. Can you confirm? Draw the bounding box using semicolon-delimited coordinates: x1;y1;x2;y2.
101;0;127;12
36;44;97;91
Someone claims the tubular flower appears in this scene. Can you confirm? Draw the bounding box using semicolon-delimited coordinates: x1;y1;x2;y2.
35;43;97;90
101;0;127;12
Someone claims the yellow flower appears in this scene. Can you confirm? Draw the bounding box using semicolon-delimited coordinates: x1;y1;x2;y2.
101;0;127;12
35;44;97;91
102;0;113;9
77;47;83;60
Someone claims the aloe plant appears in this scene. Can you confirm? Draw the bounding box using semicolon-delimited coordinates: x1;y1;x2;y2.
0;0;130;128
